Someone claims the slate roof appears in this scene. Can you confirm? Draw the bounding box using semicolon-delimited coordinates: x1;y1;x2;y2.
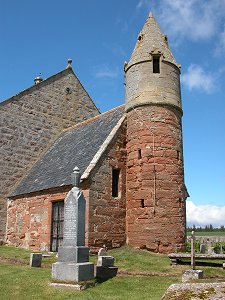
11;105;124;197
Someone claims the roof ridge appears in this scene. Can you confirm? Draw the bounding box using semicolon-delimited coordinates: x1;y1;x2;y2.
0;68;75;105
62;104;125;133
81;114;126;181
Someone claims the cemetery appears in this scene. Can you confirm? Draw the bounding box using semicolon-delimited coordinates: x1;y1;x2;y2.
1;169;225;299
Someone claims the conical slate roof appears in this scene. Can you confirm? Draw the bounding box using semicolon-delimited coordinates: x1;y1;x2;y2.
126;12;178;69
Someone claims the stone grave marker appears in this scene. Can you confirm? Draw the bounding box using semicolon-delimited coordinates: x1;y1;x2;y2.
96;245;118;280
191;230;195;270
200;243;206;254
52;167;94;283
182;231;203;282
30;253;42;267
207;240;214;254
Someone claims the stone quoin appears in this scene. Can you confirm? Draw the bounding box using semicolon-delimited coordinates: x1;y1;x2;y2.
3;13;188;253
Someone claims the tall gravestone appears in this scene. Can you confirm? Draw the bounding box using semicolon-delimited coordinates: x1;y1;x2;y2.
52;167;94;282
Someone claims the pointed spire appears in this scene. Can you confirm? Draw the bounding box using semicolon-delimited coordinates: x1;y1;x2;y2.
148;11;153;18
125;12;178;71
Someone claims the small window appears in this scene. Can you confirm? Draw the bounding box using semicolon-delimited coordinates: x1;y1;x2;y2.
153;57;160;73
112;169;120;197
140;199;145;208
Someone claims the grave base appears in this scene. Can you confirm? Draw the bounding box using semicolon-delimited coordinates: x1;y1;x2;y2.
182;269;204;283
58;246;89;263
96;266;118;280
49;281;95;290
52;261;94;282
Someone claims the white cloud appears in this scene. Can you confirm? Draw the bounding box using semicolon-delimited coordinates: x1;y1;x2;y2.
136;0;151;10
94;65;119;79
215;25;225;55
187;200;225;227
181;64;215;93
137;0;225;42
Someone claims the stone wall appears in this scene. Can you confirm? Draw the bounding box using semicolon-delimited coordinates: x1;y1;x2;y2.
125;61;181;112
88;123;127;251
6;186;90;251
126;106;186;253
7;187;70;250
6;124;127;251
0;68;99;240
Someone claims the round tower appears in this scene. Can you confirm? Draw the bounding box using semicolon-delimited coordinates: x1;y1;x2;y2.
125;12;187;253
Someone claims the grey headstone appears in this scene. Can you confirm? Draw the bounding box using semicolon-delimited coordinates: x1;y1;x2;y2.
30;253;42;267
200;243;206;254
214;246;222;254
207;241;213;254
97;256;115;267
52;167;94;282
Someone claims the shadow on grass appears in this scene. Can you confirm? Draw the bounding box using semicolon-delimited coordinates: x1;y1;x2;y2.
178;260;222;268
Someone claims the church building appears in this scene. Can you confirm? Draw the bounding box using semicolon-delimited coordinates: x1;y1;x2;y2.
1;13;188;253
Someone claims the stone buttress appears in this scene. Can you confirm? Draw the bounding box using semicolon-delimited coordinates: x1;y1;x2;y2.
125;12;186;253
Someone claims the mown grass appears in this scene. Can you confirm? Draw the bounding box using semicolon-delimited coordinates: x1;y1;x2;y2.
0;263;178;300
186;231;225;236
1;245;225;300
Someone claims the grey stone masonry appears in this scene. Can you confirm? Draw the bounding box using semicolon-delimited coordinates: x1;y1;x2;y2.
0;67;99;240
52;167;94;282
125;12;182;113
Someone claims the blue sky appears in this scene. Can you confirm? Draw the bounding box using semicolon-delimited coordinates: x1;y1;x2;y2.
1;0;225;226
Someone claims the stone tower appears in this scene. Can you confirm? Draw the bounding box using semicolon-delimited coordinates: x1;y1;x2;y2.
125;12;186;253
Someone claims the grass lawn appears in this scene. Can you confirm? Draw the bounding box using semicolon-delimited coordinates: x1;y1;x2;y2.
187;231;225;236
1;245;225;300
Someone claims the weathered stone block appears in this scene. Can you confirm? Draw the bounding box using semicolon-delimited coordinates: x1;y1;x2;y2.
182;270;204;283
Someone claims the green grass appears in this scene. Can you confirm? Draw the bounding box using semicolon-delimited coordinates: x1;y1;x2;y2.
107;246;174;273
1;245;225;300
187;231;225;236
0;263;177;300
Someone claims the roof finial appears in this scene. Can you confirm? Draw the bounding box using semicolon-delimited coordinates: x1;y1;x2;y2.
149;11;153;18
66;58;72;69
71;166;81;188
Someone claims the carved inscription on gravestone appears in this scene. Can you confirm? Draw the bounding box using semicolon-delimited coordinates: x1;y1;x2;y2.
62;189;85;247
63;193;77;241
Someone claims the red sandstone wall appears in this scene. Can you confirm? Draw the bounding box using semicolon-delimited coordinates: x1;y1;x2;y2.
126;106;186;253
6;188;70;250
88;124;127;251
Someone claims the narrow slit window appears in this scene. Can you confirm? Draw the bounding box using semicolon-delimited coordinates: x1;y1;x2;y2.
138;149;142;159
153;57;160;73
112;169;120;197
140;199;145;208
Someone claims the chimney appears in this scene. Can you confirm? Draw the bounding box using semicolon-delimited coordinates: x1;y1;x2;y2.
34;75;43;85
66;58;72;69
